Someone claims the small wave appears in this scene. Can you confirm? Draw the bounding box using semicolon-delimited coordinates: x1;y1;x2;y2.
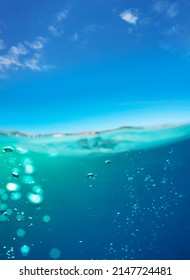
0;123;190;156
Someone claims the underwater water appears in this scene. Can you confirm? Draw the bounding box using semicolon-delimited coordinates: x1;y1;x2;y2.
0;123;190;260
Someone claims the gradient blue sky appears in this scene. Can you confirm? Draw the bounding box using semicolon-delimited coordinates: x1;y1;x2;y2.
0;0;190;132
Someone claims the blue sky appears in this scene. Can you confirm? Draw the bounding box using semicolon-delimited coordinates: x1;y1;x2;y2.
0;0;190;132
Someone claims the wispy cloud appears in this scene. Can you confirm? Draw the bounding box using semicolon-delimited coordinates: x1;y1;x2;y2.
56;9;69;21
0;43;27;71
26;36;47;50
0;55;21;69
0;39;6;50
70;33;79;42
0;37;50;78
48;25;63;37
162;24;179;36
24;53;48;71
48;9;68;38
120;9;138;25
153;1;180;18
9;43;28;56
85;24;104;33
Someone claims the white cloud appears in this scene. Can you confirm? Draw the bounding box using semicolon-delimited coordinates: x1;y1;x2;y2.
24;58;40;71
0;37;50;77
9;43;28;56
48;9;68;38
153;1;179;18
0;43;28;72
0;55;21;68
56;10;69;21
48;25;63;37
0;54;23;78
0;39;6;50
24;53;47;72
26;36;47;50
120;10;138;25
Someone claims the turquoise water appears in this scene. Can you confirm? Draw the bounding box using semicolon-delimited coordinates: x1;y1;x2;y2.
0;123;190;259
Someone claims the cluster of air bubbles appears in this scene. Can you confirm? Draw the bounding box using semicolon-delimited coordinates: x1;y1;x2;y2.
0;187;9;222
16;212;25;221
4;246;15;259
26;185;44;205
21;157;35;185
22;175;35;185
0;144;48;259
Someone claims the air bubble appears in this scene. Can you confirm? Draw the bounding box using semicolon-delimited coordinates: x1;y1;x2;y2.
49;248;61;259
22;176;34;184
6;182;20;192
27;192;44;204
16;214;24;221
0;203;8;211
20;245;30;256
24;164;35;175
43;215;51;223
87;173;94;178
32;185;43;195
10;192;22;201
1;193;8;201
2;146;14;152
5;209;13;216
0;214;8;222
16;229;26;237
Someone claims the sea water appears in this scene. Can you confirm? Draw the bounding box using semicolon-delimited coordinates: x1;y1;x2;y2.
0;124;190;260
